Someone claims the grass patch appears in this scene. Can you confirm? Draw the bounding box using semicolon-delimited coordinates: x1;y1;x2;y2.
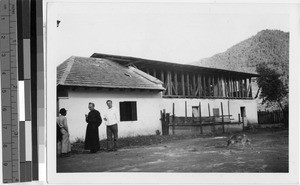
71;134;204;154
70;126;287;154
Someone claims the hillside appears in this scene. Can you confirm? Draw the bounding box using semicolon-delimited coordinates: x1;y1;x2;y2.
191;30;289;110
191;30;289;85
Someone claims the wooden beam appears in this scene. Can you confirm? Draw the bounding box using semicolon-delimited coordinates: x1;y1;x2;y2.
185;101;187;124
244;78;247;98
216;76;220;97
203;75;206;97
161;70;164;83
153;69;156;78
174;71;178;95
181;72;185;96
233;78;237;97
219;76;222;97
239;79;242;97
249;77;252;98
223;77;226;97
161;70;165;95
224;77;227;98
231;77;234;97
208;75;211;97
211;75;215;97
228;77;231;97
198;74;202;98
208;103;211;117
240;79;243;98
221;102;224;133
187;73;190;96
193;74;196;96
199;102;202;134
227;100;230;119
167;71;172;96
172;103;175;135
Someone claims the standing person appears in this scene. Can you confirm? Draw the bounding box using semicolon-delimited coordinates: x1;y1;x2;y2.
84;102;102;153
57;108;71;157
103;100;119;152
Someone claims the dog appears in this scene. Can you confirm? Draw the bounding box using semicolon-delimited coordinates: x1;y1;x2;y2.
227;133;253;149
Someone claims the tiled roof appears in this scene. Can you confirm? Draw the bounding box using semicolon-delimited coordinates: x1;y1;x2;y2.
57;56;165;91
91;53;259;77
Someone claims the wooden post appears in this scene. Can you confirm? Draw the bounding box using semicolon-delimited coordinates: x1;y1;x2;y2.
203;75;206;97
167;71;172;96
216;76;220;97
249;77;252;98
229;77;232;97
228;77;231;97
198;74;202;98
239;79;242;98
172;103;175;135
161;109;165;135
240;79;244;97
212;75;215;97
221;76;225;98
224;77;229;97
193;74;197;96
233;79;237;97
199;102;202;134
208;103;211;117
185;101;187;124
209;102;215;134
187;74;190;96
166;113;170;135
153;69;156;78
207;75;211;96
161;70;165;84
221;102;224;133
227;77;230;97
181;72;185;96
244;78;247;98
227;100;230;120
174;71;178;95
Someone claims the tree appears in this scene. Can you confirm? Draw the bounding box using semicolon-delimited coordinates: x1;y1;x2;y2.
256;63;288;111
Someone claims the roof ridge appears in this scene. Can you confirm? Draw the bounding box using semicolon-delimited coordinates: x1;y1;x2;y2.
58;56;75;85
128;66;163;85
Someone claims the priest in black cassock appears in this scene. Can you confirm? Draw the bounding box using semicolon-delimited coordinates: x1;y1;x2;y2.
84;102;102;153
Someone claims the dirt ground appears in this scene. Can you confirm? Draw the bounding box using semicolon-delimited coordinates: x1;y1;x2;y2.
57;128;288;172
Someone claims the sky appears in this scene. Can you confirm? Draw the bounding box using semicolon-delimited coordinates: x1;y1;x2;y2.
46;2;290;66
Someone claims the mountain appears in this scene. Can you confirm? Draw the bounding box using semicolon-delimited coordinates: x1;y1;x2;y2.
191;30;289;110
191;29;289;85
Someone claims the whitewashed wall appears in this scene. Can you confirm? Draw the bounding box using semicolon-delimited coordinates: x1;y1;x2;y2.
162;98;258;125
58;88;163;142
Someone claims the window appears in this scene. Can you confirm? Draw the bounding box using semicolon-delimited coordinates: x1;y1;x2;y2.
119;101;137;121
213;108;220;117
240;107;246;117
192;106;199;118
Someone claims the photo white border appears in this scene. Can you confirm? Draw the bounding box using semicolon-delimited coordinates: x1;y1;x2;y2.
45;0;300;184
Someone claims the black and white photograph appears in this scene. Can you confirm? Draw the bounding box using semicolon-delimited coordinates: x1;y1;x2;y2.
53;2;290;173
1;0;299;184
45;1;298;184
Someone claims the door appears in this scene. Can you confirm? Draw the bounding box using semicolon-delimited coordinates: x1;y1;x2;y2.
240;106;247;126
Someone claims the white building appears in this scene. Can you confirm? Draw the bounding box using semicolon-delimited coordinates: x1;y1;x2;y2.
57;56;165;141
57;54;259;141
